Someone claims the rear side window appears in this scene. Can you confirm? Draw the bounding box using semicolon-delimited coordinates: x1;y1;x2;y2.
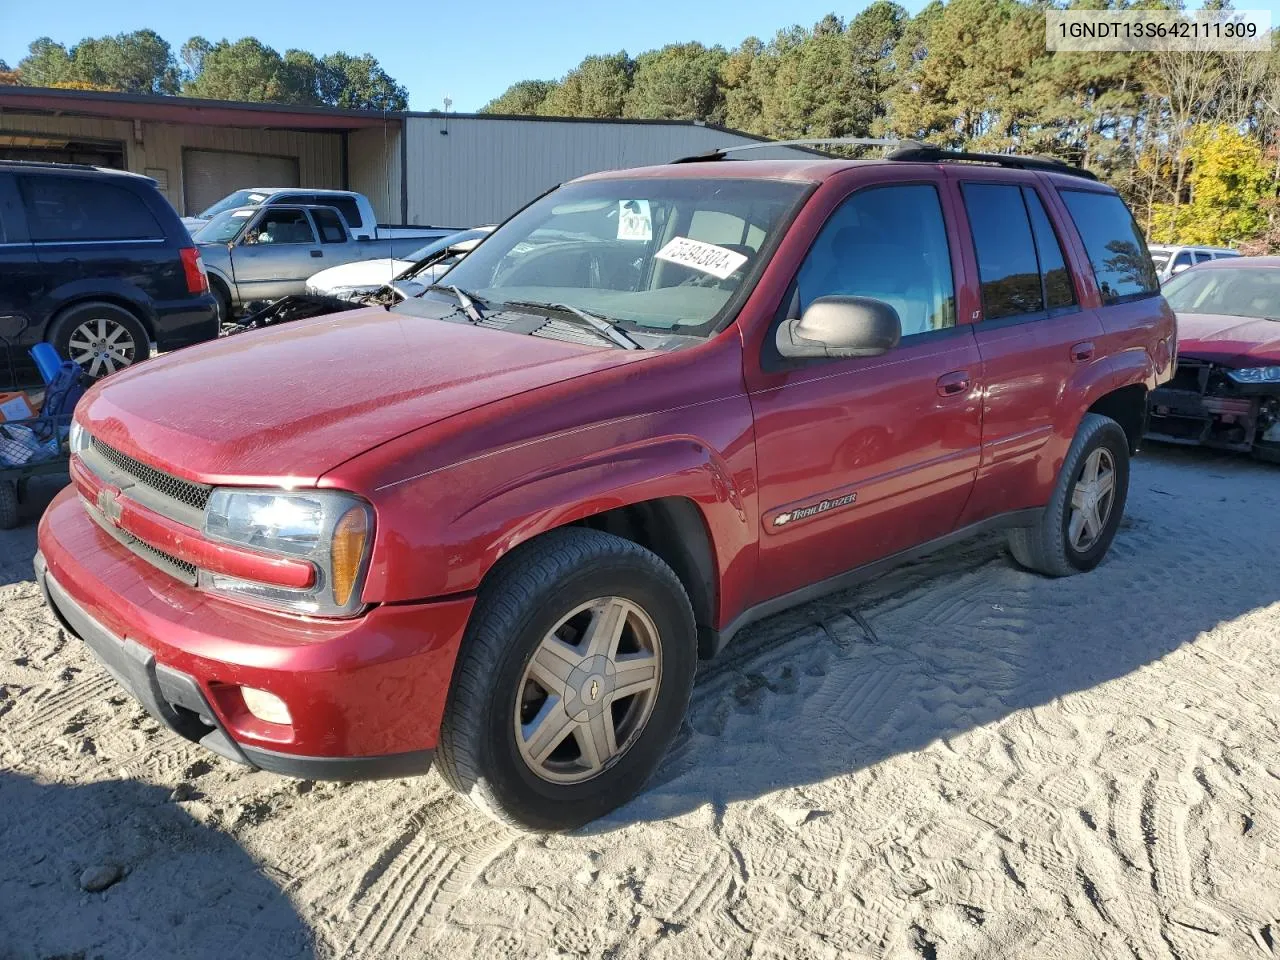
311;208;347;243
19;176;163;242
961;183;1043;320
327;197;363;229
1059;190;1159;304
1022;187;1076;312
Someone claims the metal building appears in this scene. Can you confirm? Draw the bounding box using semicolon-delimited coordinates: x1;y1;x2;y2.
0;87;801;228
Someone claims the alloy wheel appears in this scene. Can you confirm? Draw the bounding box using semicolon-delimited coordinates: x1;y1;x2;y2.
514;597;663;784
1068;447;1116;552
66;318;137;377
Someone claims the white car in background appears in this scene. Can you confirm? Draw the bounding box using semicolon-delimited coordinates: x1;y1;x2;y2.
305;227;494;301
1148;244;1241;284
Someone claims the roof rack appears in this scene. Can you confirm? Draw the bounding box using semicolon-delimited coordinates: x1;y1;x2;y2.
670;136;1096;181
670;137;899;163
886;140;1097;181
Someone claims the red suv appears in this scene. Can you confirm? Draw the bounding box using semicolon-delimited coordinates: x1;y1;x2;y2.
36;145;1173;830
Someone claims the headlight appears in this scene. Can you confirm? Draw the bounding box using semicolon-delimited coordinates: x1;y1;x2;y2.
201;488;373;616
1226;366;1280;384
68;419;90;455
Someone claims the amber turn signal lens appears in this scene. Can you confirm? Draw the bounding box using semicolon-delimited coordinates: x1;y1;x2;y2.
330;507;369;607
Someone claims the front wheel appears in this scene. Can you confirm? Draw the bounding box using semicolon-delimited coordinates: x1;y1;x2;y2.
436;528;697;831
1008;412;1130;576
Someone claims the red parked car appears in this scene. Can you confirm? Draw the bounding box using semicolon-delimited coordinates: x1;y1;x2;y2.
36;145;1173;830
1146;256;1280;461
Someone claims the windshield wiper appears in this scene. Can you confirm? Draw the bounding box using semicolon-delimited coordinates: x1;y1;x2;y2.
502;299;642;350
427;284;485;323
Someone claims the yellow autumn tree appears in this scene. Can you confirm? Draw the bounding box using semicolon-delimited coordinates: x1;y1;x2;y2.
1150;124;1273;248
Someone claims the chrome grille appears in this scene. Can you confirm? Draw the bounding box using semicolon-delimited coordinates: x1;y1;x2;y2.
90;436;212;511
83;496;199;586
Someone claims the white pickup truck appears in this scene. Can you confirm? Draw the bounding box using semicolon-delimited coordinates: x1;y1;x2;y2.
181;188;443;241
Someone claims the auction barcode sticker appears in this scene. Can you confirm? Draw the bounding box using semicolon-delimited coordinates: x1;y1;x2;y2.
655;237;749;280
1046;10;1271;52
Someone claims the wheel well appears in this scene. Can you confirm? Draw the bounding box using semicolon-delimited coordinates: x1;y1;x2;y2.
575;497;719;658
1088;384;1147;454
49;296;154;343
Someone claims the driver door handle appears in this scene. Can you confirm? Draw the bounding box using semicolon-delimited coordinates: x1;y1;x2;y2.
310;249;323;258
936;370;971;398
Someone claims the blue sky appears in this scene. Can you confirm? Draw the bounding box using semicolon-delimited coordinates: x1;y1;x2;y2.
4;0;1278;112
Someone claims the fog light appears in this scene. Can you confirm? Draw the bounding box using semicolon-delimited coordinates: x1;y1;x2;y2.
241;687;292;725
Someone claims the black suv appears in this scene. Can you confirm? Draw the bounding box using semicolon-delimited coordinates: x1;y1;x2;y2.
0;161;217;379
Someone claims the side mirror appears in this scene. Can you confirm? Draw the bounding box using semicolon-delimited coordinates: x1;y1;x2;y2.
1171;263;1190;275
776;296;902;360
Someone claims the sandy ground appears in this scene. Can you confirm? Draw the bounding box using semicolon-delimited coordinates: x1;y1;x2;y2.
1;445;1278;960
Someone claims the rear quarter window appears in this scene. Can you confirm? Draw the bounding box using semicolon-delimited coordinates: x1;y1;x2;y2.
1059;190;1159;305
19;175;164;242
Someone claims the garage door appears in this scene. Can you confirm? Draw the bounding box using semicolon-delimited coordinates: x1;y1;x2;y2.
182;150;300;217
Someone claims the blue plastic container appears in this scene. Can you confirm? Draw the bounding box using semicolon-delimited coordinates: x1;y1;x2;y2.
29;343;63;385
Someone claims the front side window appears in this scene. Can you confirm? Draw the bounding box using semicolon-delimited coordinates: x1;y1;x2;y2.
19;176;162;242
427;177;809;337
244;209;316;245
794;184;956;337
1059;190;1159;304
1194;251;1213;264
1173;251;1193;270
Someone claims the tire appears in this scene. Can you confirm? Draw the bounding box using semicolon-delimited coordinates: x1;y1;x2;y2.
1008;413;1130;577
0;480;17;530
436;527;697;832
50;302;150;378
210;278;233;328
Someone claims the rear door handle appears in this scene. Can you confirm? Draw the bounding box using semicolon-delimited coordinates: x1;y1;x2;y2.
310;249;323;258
1071;341;1095;362
936;370;971;397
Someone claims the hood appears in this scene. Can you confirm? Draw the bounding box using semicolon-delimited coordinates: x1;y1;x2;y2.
307;258;414;292
79;307;648;486
1176;312;1280;366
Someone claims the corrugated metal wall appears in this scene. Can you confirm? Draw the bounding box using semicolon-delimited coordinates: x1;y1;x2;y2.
348;124;401;223
0;113;343;214
403;117;807;227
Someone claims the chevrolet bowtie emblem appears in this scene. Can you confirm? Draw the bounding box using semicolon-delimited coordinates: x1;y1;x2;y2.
589;679;600;702
97;487;123;525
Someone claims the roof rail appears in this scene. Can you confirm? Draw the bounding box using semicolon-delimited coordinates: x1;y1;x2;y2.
886;140;1097;181
0;158;101;172
671;137;900;163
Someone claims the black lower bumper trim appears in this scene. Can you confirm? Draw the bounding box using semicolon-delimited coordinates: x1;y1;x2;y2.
241;744;435;781
35;552;434;783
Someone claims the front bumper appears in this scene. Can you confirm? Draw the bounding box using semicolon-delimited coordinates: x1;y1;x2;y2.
37;487;475;779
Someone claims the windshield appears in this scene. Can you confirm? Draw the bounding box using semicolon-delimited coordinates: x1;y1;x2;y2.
1163;266;1280;320
403;228;490;263
423;178;809;336
192;208;256;244
198;189;269;220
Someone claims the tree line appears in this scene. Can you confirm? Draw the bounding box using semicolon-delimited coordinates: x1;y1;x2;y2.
0;30;407;110
480;0;1280;252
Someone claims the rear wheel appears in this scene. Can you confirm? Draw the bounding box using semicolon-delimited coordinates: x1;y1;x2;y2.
1008;413;1130;576
436;528;697;832
51;302;150;378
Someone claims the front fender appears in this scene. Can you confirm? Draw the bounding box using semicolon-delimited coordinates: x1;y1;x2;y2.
368;435;755;622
